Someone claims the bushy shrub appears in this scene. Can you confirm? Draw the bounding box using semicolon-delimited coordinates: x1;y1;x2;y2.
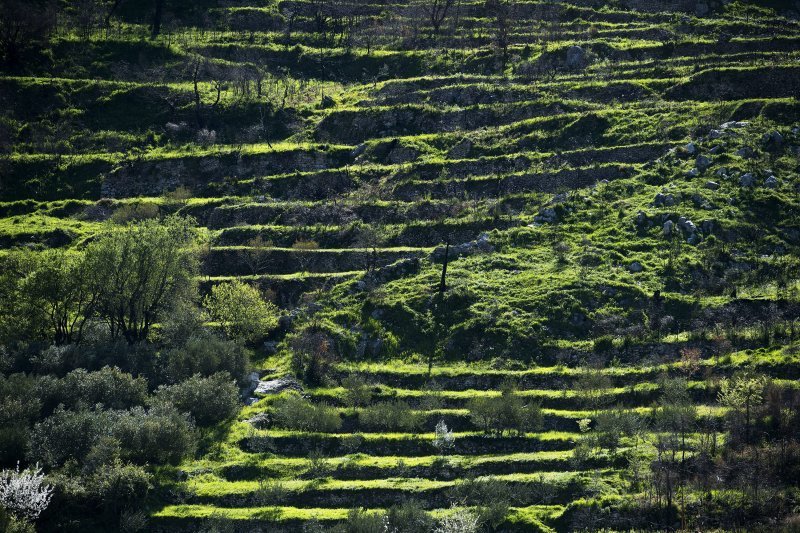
593;335;614;353
163;334;249;385
467;382;542;435
155;372;240;427
290;326;338;386
336;508;384;533
359;400;420;432
203;280;278;343
0;374;42;464
341;374;372;408
385;500;435;533
270;392;341;433
53;366;148;411
30;407;107;467
110;405;196;465
86;462;151;514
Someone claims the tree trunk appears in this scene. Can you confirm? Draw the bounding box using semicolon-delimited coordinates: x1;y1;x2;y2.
151;0;165;39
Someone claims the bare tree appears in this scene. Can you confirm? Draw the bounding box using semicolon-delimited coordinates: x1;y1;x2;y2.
0;0;56;70
424;0;456;37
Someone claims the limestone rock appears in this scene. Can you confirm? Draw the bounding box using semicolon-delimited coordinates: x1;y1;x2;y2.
565;45;588;70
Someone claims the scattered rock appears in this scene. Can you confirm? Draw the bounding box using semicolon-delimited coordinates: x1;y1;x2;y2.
765;175;779;188
696;155;712;171
431;233;494;262
721;121;749;130
653;193;676;207
247;412;270;428
534;207;558;223
350;143;367;159
565;45;588;70
709;145;722;154
255;376;304;396
762;131;784;152
320;95;337;109
708;129;722;139
684;142;699;156
447;138;473;159
705;181;720;190
628;261;643;273
687;233;701;245
685;168;699;178
367;257;420;284
663;220;674;237
678;217;697;234
635;211;648;226
740;173;756;187
736;146;756;158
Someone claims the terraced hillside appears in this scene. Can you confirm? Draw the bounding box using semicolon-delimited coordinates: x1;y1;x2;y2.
2;0;800;531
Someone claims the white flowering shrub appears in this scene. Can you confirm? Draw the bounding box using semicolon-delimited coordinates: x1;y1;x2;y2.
0;463;53;521
432;420;455;454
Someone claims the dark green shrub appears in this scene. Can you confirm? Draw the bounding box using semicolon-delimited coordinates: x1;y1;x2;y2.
467;381;542;435
155;372;240;427
110;405;196;465
29;407;107;467
593;335;614;353
163;334;249;385
385;500;434;533
336;508;384;533
271;392;341;433
341;374;372;408
53;366;148;411
359;400;420;432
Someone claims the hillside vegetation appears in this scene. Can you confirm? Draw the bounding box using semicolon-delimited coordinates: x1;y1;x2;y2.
1;0;800;531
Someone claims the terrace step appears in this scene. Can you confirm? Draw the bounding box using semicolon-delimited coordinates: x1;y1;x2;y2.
201;246;429;276
240;431;578;457
185;470;609;509
214;452;620;482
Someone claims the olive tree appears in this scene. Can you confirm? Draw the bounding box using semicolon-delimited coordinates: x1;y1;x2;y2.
84;216;199;344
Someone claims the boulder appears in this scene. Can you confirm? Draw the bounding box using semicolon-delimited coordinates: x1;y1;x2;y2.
663;220;674;237
653;193;676;207
678;217;697;234
534;207;558;223
736;146;756;158
628;261;644;273
762;130;784;150
431;233;494;262
705;181;720;190
765;175;779;188
708;129;723;139
696;155;712;171
684;142;699;156
721;121;749;130
447;138;473;159
254;376;304;396
740;173;756;187
685;168;699;178
350;143;367;159
565;45;588;70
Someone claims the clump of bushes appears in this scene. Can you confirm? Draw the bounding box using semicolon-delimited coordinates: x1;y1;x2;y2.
270;392;341;432
359;400;420;432
467;380;542;435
